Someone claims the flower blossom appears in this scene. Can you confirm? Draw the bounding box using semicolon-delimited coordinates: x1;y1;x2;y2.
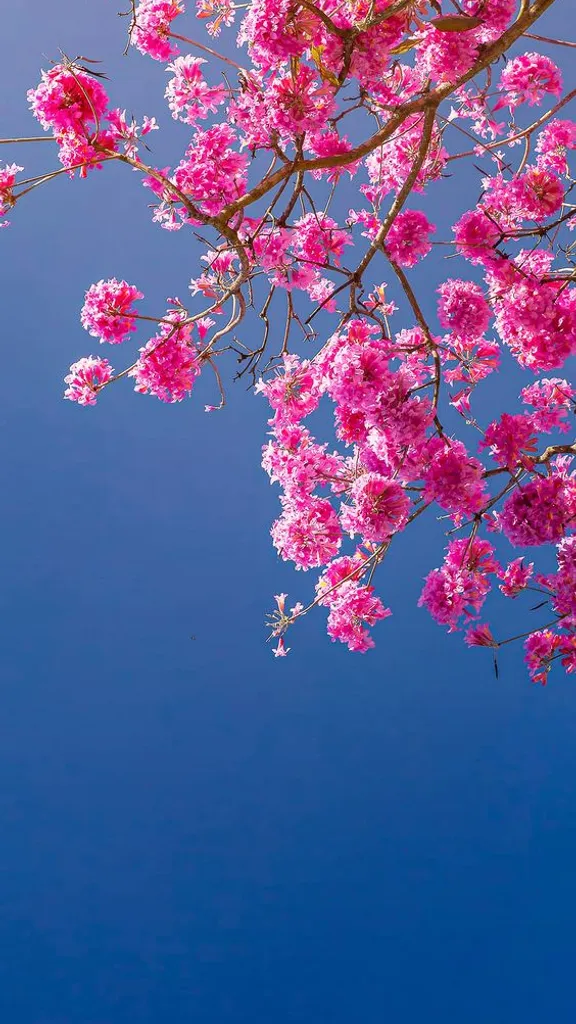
131;0;184;61
64;356;114;406
495;52;563;110
81;279;144;344
130;319;201;402
165;55;226;124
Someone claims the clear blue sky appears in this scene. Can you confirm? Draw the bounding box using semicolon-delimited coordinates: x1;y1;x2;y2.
1;2;576;1021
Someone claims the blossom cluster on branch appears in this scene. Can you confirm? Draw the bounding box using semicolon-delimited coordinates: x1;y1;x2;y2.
3;0;576;683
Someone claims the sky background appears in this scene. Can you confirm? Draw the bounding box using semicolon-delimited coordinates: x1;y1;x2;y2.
1;2;576;1021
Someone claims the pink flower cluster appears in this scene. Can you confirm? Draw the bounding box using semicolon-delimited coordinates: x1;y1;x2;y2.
130;317;202;402
81;279;144;344
10;0;576;682
0;163;23;224
131;0;184;60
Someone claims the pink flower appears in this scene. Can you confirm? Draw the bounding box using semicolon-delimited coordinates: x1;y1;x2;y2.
364;114;447;199
524;630;562;685
453;209;501;265
196;0;236;37
165;55;226;124
0;163;22;218
315;553;367;606
499;474;576;547
340;474;410;542
131;0;184;61
520;378;575;434
256;355;321;425
272;637;290;657
443;337;500;387
81;279;144;344
419;537;498;631
28;64;109;134
498;558;534;597
262;422;344;497
64;356;114;406
271;496;342;570
308;131;360;181
172;123;248;217
423;437;487;515
437;279;491;337
54;127;118;177
385;210;435;268
495;53;562;111
416;25;479;86
536;119;576;176
461;0;515;42
480;413;538;470
548;537;576;624
326;581;391;652
465;623;498;647
130;318;201;402
266;65;336;140
292;213;352;266
487;251;576;371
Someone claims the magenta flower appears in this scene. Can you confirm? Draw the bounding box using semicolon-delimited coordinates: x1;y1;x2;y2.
81;279;144;344
64;356;114;406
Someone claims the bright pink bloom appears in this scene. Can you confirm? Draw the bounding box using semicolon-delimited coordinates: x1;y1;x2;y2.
271;497;342;570
487;251;576;371
385;210;435;268
130;319;201;402
267;66;336;139
131;0;184;60
315;553;367;605
437;279;490;337
28;64;109;134
536;119;576;176
443;337;500;387
453;208;501;265
165;56;226;124
64;356;114;406
416;25;479;86
308;132;360;181
480;413;538;470
340;474;410;542
172;123;248;216
462;0;515;42
0;163;22;218
549;537;576;625
524;630;562;685
419;537;498;631
499;474;576;547
272;637;290;657
465;623;498;647
364;114;447;199
81;279;144;344
498;558;534;597
256;355;321;425
326;582;391;653
262;423;344;497
423;438;487;515
521;378;575;434
496;53;562;111
292;213;352;267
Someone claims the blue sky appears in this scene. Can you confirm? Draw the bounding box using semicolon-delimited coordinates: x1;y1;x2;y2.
1;2;576;1020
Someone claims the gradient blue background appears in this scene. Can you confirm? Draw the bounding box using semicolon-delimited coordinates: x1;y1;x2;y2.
1;2;576;1020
